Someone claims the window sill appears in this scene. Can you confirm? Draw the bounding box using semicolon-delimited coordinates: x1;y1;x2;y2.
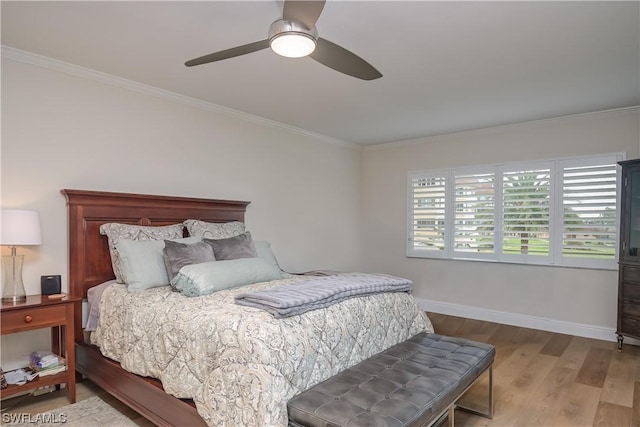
406;253;617;271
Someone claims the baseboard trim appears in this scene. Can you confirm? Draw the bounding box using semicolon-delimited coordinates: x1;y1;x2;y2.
416;297;640;346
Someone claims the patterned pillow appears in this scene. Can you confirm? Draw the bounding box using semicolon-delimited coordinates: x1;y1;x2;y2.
99;223;184;282
183;219;245;239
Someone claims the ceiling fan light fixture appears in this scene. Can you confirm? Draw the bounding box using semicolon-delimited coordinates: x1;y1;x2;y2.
270;32;316;58
268;19;318;58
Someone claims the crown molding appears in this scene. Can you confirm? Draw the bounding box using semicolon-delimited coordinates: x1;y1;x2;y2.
1;45;360;150
366;105;640;151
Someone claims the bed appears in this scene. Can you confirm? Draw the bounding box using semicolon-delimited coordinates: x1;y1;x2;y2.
62;189;432;427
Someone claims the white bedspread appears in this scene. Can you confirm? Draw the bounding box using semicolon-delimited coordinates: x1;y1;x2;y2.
91;277;433;426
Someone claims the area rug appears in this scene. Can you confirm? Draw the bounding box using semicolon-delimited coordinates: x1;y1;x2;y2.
1;396;138;427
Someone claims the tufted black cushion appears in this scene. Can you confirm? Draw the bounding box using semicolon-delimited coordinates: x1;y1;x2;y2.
288;332;495;427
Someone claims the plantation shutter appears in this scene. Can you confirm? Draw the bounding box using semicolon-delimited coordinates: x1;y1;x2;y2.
454;172;495;254
409;174;447;252
561;162;617;261
502;168;551;257
407;154;621;268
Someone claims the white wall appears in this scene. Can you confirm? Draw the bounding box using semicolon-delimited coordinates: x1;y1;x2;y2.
1;57;363;368
361;108;640;337
2;53;638;370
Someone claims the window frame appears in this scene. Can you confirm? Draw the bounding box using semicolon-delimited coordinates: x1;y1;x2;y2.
407;153;625;270
451;165;498;261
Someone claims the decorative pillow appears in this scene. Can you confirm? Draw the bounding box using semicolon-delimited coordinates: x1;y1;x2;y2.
204;232;257;260
183;219;245;239
172;258;284;297
163;240;216;283
114;237;201;292
254;241;290;279
100;223;184;281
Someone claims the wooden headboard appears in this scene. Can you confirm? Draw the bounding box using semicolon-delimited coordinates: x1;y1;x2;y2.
62;189;249;341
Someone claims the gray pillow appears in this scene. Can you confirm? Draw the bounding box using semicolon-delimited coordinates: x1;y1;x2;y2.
205;232;257;260
163;240;216;283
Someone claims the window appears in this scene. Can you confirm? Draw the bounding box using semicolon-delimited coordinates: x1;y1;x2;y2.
560;160;618;266
454;172;495;255
408;154;623;269
502;166;551;261
410;175;446;251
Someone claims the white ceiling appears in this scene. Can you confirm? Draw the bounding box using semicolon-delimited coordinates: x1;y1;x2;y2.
2;1;639;146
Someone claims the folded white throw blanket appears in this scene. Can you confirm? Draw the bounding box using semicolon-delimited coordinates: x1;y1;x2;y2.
234;273;412;318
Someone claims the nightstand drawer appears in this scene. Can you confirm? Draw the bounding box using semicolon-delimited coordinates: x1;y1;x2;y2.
1;304;67;334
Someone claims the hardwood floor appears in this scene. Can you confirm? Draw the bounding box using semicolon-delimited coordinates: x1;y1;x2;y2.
1;313;638;426
428;313;640;427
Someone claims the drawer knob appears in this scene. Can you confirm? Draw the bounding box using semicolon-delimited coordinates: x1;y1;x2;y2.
24;315;33;323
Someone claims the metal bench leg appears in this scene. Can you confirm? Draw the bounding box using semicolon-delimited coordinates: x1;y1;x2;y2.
488;364;494;418
455;364;494;420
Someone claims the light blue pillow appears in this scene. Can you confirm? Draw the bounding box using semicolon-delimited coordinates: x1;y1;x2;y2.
115;236;201;292
254;241;290;279
172;258;284;297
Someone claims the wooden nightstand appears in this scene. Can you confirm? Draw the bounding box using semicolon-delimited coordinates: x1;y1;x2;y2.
1;294;79;403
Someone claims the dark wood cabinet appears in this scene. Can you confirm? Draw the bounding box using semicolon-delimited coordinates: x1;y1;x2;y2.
617;159;640;350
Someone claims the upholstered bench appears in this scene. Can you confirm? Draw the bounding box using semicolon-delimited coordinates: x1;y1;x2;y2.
287;332;495;427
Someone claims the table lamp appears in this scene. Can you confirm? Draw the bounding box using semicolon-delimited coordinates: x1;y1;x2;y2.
1;209;42;303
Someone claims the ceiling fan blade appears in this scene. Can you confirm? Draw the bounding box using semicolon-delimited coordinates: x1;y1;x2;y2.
185;39;270;67
309;38;382;81
282;0;326;30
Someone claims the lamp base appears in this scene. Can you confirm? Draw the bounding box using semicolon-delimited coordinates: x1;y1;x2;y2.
2;254;27;304
1;295;26;303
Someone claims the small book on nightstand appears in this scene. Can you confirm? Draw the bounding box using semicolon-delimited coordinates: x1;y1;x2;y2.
36;365;67;377
29;351;66;377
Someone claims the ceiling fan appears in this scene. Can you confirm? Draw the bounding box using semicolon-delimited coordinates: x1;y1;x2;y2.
185;0;382;81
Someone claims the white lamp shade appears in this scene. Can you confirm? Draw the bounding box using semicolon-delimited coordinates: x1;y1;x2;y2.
1;209;42;245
